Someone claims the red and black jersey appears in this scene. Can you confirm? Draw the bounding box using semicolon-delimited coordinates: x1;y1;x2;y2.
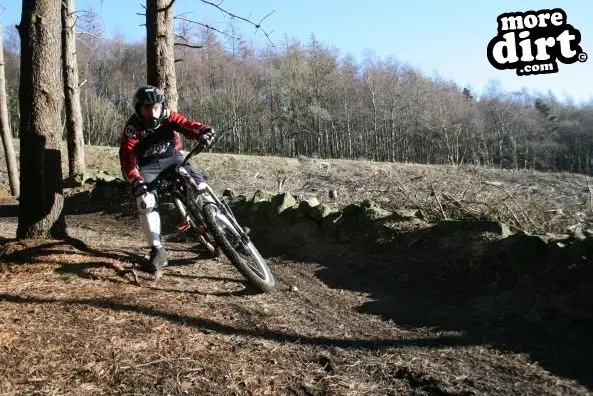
119;109;211;183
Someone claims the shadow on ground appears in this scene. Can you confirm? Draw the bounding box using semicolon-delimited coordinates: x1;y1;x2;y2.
2;186;592;389
0;183;196;238
0;235;259;297
0;237;470;350
237;210;593;390
0;292;472;351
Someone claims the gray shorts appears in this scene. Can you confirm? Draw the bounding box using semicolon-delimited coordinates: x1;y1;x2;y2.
138;155;205;200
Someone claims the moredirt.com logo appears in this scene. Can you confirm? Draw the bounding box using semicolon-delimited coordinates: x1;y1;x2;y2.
487;8;587;76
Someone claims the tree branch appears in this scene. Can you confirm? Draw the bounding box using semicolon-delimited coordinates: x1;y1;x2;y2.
136;4;146;16
76;31;106;40
198;0;275;46
174;42;203;48
75;36;92;49
173;15;239;41
175;11;193;19
174;33;202;48
200;0;256;26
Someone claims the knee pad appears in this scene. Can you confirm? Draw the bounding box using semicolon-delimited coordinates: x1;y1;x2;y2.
136;192;157;215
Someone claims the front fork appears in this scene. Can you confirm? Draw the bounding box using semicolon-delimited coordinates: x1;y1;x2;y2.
173;196;192;232
186;177;249;242
172;176;208;234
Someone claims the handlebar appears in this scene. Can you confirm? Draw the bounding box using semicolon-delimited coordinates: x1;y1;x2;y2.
141;121;239;193
181;121;237;166
182;139;209;166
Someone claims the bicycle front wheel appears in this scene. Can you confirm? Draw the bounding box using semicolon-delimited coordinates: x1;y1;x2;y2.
202;203;276;293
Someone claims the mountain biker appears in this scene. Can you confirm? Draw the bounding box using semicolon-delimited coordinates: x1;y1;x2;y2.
119;84;216;274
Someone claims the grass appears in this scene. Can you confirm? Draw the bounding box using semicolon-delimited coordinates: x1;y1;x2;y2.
1;139;593;234
107;145;593;234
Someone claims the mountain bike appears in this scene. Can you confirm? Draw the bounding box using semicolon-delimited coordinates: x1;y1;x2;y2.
144;139;276;293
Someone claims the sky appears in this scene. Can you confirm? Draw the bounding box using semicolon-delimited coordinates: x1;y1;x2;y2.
1;0;592;104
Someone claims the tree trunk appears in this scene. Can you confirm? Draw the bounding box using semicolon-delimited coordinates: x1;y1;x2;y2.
146;0;178;111
61;0;85;177
16;0;66;239
0;23;19;197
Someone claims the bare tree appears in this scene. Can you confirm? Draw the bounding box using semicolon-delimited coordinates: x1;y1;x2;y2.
0;21;19;197
62;0;86;176
146;0;178;110
5;11;593;175
0;24;20;137
16;0;66;239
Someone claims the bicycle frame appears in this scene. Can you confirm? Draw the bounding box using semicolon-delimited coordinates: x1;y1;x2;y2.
145;140;250;244
181;141;251;240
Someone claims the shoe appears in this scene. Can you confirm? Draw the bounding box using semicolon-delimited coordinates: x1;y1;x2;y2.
144;246;168;274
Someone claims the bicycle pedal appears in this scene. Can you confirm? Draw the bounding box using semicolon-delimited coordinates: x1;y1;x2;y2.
177;220;191;232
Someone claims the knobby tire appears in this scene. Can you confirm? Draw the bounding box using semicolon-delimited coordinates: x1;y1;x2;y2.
202;203;276;293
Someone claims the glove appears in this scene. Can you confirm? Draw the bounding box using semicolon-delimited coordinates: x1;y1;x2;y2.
131;179;148;197
200;128;216;146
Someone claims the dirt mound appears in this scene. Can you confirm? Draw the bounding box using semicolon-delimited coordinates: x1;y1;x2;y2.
224;189;593;290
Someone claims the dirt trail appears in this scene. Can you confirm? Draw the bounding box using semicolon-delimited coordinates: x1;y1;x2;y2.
0;192;592;395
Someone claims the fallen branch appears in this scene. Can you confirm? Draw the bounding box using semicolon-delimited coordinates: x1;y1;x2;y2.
120;357;192;370
394;177;408;195
500;198;522;228
457;177;473;201
442;192;462;208
587;178;593;208
431;183;447;220
482;181;538;229
501;185;537;228
544;176;589;190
